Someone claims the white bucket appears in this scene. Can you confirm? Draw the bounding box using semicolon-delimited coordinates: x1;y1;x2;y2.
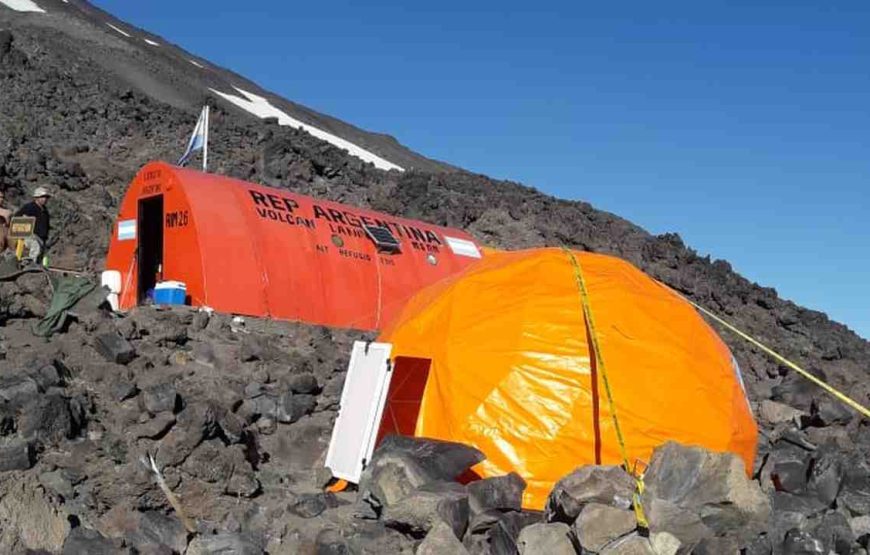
101;270;122;311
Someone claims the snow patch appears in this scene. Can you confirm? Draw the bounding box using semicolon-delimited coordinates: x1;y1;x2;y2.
0;0;46;13
189;60;205;68
209;87;404;172
106;23;131;38
144;39;160;46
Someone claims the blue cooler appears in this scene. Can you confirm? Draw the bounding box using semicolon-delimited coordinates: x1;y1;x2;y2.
153;281;187;305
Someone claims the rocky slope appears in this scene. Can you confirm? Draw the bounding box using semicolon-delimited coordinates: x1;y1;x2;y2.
2;2;870;553
1;0;450;173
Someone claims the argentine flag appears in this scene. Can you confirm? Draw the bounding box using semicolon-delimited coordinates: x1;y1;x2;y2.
178;105;210;170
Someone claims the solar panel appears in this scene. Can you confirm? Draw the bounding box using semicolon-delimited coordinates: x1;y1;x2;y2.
364;225;401;253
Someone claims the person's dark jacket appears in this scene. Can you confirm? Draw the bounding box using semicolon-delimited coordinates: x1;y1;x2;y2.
15;201;50;242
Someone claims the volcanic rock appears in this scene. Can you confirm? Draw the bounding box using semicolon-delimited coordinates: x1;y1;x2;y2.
545;465;636;523
572;502;637;552
124;510;188;553
516;522;575;555
287;492;342;519
0;475;70;552
62;528;125;555
94;331;136;364
467;472;526;515
642;442;770;545
806;447;843;506
782;529;825;554
360;435;484;507
418;521;469;555
18;392;81;444
772;453;810;494
140;383;179;414
600;533;656;555
759;400;806;426
187;533;263;554
288;373;319;394
382;481;470;539
0;437;35;471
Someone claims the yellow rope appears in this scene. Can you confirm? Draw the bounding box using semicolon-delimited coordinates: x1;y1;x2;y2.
658;281;870;419
564;249;649;528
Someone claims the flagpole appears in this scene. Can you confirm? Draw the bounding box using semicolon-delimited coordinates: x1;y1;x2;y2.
202;105;209;172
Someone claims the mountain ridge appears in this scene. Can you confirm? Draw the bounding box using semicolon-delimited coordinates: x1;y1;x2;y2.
2;0;453;173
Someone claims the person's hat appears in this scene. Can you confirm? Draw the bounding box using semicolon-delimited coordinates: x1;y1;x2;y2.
32;186;52;198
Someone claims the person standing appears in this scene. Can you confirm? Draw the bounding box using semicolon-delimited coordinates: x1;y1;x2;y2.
15;186;51;264
0;189;11;253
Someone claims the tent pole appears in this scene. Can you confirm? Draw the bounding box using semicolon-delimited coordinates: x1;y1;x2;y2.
202;105;209;173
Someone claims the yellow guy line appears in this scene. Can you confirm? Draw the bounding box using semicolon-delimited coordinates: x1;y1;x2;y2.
564;249;649;528
660;281;870;420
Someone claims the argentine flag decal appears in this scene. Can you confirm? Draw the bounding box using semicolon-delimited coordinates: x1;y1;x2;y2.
118;219;136;241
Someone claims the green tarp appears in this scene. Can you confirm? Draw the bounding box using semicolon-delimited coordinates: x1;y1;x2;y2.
32;275;100;337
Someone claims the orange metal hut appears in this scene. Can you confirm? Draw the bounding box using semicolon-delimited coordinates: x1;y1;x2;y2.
105;162;483;330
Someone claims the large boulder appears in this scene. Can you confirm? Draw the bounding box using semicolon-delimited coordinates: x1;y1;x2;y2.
186;533;263;554
0;438;35;471
157;402;220;467
516;522;576;555
287;373;319;394
642;442;771;547
850;515;870;542
287;492;343;518
759;400;805;426
0;373;40;405
572;502;636;552
808;512;854;555
382;481;470;539
18;392;83;444
781;529;825;554
545;465;636;523
359;435;484;508
132;413;176;440
62;528;126;555
771;448;811;495
466;472;526;514
806;447;844;507
124;510;189;553
839;454;870;517
140;383;179;414
464;509;541;554
600;533;656;555
94;331;136;364
277;391;317;424
811;398;853;427
0;475;71;553
640;497;711;547
417;521;469;555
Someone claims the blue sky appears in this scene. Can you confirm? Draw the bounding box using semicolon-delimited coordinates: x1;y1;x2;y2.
94;1;869;339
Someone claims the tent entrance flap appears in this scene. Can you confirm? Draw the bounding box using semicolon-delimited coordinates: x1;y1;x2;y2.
137;195;164;303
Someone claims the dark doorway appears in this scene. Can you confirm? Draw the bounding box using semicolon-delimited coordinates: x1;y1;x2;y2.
137;195;164;304
374;357;431;446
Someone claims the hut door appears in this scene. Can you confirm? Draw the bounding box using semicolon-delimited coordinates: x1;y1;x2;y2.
137;195;164;303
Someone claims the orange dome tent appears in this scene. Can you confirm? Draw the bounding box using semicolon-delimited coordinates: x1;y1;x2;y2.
378;248;757;509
